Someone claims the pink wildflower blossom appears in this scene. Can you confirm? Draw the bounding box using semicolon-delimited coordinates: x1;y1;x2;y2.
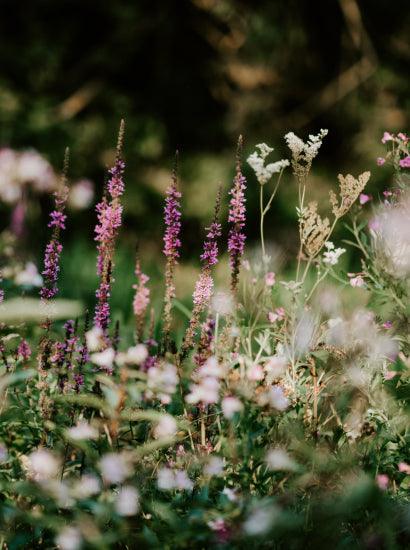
381;132;393;144
265;272;276;286
399;156;410;168
359;193;371;205
376;157;385;166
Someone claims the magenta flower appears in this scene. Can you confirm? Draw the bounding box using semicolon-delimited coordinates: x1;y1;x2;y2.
40;150;69;302
359;193;371;205
93;121;126;334
162;159;182;344
381;132;393;144
17;339;32;361
228;137;247;292
163;180;182;261
399;156;410;168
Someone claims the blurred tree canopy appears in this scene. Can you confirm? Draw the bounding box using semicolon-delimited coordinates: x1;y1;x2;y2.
0;0;408;252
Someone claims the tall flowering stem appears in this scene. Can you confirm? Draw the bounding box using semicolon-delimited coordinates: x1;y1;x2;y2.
162;155;182;348
40;148;69;302
228;136;247;293
133;254;150;342
93;120;125;337
182;189;222;353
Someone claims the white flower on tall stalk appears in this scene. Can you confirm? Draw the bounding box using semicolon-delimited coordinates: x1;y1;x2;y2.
99;453;132;485
115;485;140;516
285;129;328;163
323;241;346;266
66;421;98;441
247;143;289;185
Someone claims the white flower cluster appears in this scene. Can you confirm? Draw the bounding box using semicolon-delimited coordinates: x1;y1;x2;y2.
146;361;178;404
185;356;224;405
0;148;57;204
323;241;346;266
157;467;194;491
247;143;289;185
284;129;328;163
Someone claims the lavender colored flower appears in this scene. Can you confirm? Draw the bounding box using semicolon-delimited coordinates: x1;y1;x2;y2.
17;339;32;361
40;149;69;302
162;158;182;345
228;136;247;292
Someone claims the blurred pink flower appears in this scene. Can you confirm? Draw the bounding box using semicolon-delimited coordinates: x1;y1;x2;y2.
265;272;276;286
268;307;285;323
376;157;385;166
376;474;389;490
399;156;410;168
398;462;410;474
381;132;393;144
359;193;371;204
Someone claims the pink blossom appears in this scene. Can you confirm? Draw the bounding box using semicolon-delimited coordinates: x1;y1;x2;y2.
398;462;410;474
268;307;285;323
376;474;389;490
349;275;365;288
399;156;410;168
382;321;392;329
247;364;264;381
376;157;385;166
381;132;393;144
384;371;397;380
359;193;371;204
398;132;408;142
265;272;276;286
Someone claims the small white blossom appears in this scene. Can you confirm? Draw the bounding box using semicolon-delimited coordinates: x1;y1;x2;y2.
86;326;105;352
72;475;100;499
221;396;243;419
154;414;177;439
265;448;297;471
247;143;289;185
25;448;60;481
204;456;224;477
285;129;328;163
90;347;115;371
243;505;279;536
157;467;193;491
14;262;43;287
99;453;132;485
186;376;220;405
115;485;140;516
323;242;346;266
146;362;178;404
55;526;82;550
116;344;148;366
67;421;98;441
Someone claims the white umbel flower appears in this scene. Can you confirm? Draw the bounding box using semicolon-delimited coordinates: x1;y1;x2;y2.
323;241;346;266
247;143;289;185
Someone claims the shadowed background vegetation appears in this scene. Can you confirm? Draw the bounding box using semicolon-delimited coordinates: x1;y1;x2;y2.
0;0;408;315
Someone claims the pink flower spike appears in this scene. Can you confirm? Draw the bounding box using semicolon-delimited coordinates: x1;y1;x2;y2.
398;462;410;474
359;193;371;205
265;272;276;287
376;157;385;166
381;132;393;144
376;474;389;490
399;156;410;168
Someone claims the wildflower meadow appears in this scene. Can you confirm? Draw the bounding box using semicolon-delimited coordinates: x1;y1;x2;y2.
0;124;409;550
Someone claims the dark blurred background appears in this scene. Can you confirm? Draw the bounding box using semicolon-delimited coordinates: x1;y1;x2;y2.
0;0;408;315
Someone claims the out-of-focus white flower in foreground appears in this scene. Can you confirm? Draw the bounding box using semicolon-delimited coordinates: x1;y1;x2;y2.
25;448;60;482
99;453;132;485
221;396;243;419
66;421;98;441
55;526;82;550
14;262;43;287
157;467;193;491
115;485;140;516
154;414;177;439
265;448;297;471
69;179;94;209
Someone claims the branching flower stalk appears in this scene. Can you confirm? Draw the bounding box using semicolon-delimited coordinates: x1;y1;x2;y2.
228;136;247;293
162;154;182;349
94;120;125;338
182;189;222;353
247;143;289;262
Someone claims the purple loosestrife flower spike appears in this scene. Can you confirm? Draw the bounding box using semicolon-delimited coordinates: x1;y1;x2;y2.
182;189;222;353
133;254;150;342
94;120;126;338
228;136;246;293
40;148;69;302
162;152;182;348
